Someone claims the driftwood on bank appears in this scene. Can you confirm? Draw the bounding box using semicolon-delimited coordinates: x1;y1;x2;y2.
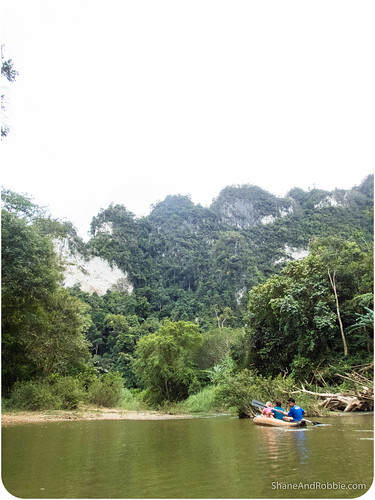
298;365;374;412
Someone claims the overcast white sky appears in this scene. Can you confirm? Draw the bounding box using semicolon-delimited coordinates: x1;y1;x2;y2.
1;0;374;240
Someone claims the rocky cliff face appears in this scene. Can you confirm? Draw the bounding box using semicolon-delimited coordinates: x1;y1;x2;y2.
54;238;133;296
273;244;309;265
210;185;294;229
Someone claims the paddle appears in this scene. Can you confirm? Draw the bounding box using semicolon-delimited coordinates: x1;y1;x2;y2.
251;399;284;416
251;399;267;409
301;418;323;426
251;399;323;425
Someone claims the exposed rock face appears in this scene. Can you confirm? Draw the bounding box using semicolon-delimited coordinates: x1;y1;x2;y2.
54;238;133;296
211;185;294;229
94;221;113;235
273;244;309;265
284;245;309;261
236;287;247;305
314;195;341;209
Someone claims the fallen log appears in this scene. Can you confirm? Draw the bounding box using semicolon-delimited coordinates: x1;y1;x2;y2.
299;383;373;412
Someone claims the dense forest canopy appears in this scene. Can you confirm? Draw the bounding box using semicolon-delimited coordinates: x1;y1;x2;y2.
87;176;373;323
1;176;373;411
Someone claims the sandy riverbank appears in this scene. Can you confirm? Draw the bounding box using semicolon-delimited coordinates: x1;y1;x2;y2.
1;408;192;426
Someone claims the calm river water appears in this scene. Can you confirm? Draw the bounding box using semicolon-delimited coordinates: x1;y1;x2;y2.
1;413;373;498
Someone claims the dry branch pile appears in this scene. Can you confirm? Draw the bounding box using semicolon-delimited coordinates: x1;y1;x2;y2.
299;364;374;412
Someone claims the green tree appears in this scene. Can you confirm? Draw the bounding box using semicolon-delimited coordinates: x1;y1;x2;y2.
310;237;373;356
1;45;18;137
29;289;91;376
245;255;338;377
1;188;45;219
133;320;203;404
347;305;374;354
195;327;245;370
244;237;373;378
102;313;138;384
1;208;90;391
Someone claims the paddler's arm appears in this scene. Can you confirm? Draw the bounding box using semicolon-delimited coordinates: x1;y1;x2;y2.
272;408;288;416
272;408;293;421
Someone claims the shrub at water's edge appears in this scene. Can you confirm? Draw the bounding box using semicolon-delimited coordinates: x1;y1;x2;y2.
180;386;223;413
4;373;127;411
87;372;123;407
212;370;324;418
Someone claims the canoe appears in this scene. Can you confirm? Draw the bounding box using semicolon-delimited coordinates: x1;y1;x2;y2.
253;415;306;428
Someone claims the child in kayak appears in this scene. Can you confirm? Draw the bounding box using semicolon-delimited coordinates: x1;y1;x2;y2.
262;401;275;417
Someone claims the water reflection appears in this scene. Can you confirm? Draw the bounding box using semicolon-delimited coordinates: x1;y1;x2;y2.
288;428;309;464
257;427;310;473
2;414;373;498
259;427;283;464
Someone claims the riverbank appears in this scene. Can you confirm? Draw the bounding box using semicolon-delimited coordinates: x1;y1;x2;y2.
1;407;192;426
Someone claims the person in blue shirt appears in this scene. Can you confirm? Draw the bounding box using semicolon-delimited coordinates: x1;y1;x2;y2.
271;401;285;420
272;398;305;421
285;398;305;421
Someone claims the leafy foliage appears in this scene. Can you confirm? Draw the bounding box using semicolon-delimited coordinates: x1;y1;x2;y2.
84;176;373;327
1;177;373;412
1;195;90;392
244;239;373;378
1;45;18;137
6;374;123;410
133;320;203;404
87;372;124;407
216;369;322;418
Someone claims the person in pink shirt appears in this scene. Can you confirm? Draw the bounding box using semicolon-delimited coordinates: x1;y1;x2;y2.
262;401;275;417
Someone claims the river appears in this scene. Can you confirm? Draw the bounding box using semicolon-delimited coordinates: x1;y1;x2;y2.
1;413;373;498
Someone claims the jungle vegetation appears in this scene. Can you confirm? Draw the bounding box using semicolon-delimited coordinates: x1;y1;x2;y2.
1;175;373;415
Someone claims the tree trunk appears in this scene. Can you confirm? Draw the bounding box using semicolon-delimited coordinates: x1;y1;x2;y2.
328;268;348;356
213;307;221;328
164;379;170;400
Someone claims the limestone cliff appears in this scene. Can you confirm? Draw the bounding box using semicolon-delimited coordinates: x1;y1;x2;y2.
211;185;293;229
54;238;133;296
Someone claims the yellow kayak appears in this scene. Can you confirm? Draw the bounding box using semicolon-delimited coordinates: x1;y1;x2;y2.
253;415;306;428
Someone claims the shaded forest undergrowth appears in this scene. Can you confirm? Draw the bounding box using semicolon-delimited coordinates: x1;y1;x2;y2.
3;363;373;419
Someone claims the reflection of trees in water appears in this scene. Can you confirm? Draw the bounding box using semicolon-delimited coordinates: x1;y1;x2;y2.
290;429;309;465
260;427;310;474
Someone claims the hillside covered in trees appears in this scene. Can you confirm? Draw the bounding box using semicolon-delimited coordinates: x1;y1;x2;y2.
2;175;373;414
86;177;373;324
